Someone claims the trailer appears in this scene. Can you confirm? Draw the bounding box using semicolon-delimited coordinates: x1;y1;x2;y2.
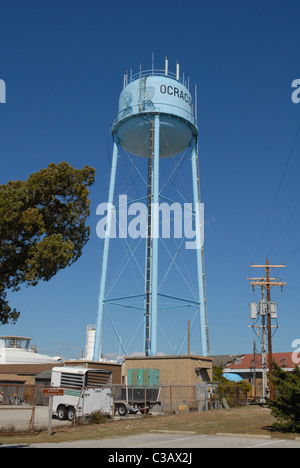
114;386;161;416
51;366;113;421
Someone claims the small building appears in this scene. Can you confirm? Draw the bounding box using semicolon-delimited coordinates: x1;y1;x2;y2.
223;352;298;398
0;335;63;386
0;363;63;386
123;355;213;412
124;355;213;385
0;363;64;405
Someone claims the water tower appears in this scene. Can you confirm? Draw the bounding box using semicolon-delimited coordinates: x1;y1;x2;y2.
93;57;209;359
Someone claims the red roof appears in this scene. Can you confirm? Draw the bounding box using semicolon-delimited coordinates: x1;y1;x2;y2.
225;352;297;371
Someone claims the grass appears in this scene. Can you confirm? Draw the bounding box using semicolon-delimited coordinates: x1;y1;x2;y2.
0;405;297;446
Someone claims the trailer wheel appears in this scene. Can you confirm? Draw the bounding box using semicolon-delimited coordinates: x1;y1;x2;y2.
57;405;68;421
117;404;127;416
67;406;76;421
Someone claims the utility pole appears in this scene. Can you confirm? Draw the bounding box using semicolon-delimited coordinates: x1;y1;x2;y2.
248;259;286;401
259;284;268;401
253;339;257;401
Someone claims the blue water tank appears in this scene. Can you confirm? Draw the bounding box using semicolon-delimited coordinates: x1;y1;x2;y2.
113;73;198;158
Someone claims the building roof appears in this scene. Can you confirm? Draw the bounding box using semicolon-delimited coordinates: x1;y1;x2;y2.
35;369;52;380
0;363;63;375
225;352;297;372
210;355;244;367
125;355;212;361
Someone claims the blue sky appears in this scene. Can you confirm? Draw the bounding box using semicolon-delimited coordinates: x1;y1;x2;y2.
1;0;300;360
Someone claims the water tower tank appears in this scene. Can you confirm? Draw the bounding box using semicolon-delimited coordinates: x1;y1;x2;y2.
93;58;208;360
113;63;198;157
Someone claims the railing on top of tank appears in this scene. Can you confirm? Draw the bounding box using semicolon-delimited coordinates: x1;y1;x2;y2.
111;102;198;131
126;68;185;86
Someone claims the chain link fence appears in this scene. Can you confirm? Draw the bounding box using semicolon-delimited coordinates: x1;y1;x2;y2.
0;382;250;434
213;383;250;408
0;384;50;434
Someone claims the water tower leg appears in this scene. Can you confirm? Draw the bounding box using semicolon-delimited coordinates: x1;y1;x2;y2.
150;114;160;356
93;137;119;361
191;137;208;357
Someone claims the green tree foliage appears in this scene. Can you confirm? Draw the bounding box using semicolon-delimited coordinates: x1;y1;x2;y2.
0;162;95;325
212;365;252;407
212;365;225;382
268;361;300;432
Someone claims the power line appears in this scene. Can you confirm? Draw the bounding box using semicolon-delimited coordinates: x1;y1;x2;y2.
268;195;300;257
284;242;300;264
252;123;300;260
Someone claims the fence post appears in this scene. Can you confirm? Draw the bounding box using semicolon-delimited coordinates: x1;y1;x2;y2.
193;385;196;410
170;386;173;413
29;386;38;433
48;396;53;435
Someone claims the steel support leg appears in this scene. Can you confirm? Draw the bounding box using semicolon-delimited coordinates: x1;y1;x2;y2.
93;137;119;361
191;137;208;357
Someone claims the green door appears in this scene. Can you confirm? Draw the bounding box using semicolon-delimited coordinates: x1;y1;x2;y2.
128;368;160;385
142;369;160;385
128;369;140;385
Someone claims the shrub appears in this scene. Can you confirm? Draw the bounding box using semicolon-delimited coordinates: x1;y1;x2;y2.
91;411;110;425
268;361;300;433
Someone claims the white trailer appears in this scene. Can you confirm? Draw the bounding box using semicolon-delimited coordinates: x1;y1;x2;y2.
51;366;113;421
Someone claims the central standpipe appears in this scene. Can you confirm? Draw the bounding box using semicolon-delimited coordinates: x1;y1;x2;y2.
144;115;160;356
144;122;153;356
150;114;160;356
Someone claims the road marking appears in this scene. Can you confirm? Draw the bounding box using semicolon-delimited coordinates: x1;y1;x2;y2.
247;439;284;448
134;434;207;447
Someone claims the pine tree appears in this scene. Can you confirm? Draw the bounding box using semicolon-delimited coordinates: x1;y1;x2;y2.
268;361;300;432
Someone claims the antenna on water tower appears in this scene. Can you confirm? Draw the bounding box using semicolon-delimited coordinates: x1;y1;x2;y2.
165;56;168;76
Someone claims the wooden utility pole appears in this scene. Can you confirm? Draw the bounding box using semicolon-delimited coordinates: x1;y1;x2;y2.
249;259;286;401
253;340;257;401
266;259;273;384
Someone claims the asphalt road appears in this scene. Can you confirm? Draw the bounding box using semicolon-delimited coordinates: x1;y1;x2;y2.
2;432;300;449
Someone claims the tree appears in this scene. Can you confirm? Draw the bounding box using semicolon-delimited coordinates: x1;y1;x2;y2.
212;365;252;407
0;162;95;325
268;361;300;432
212;365;225;382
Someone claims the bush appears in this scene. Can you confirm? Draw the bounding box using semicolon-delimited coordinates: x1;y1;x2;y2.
268;362;300;433
212;365;252;407
91;411;110;425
